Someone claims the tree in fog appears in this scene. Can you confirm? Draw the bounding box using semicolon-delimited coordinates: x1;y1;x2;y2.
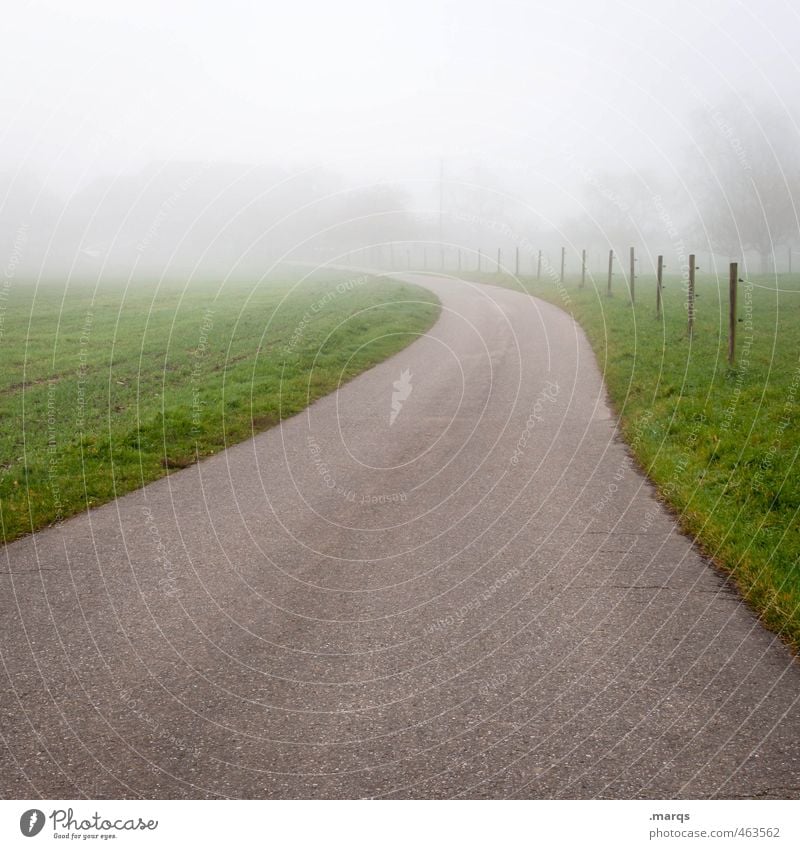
566;170;668;258
335;185;419;260
687;101;800;271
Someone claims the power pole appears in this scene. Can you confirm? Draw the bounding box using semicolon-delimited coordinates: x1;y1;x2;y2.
688;253;696;336
438;157;444;260
560;247;565;283
607;250;613;296
537;250;542;280
581;249;586;289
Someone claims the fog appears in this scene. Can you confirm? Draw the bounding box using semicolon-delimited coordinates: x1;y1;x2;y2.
2;0;799;279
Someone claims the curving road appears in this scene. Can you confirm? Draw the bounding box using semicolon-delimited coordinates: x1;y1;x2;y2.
1;274;798;799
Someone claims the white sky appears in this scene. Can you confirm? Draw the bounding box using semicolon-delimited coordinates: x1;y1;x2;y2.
1;0;799;208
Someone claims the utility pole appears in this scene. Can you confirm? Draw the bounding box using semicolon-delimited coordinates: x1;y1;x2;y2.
537;250;542;280
688;253;696;336
560;247;565;283
438;157;444;262
607;250;613;296
581;249;586;289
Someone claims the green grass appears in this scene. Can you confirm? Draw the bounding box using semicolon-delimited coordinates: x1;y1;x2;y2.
0;270;439;544
467;267;800;652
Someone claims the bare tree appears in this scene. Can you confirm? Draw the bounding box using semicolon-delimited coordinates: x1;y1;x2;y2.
687;101;800;272
567;169;668;259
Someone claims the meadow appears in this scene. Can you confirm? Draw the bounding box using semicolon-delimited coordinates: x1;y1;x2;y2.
0;270;439;544
470;265;800;651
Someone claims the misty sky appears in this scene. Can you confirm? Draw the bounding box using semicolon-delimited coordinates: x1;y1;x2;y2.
3;0;797;204
1;0;798;286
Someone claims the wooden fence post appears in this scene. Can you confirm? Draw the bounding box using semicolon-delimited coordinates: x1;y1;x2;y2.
728;261;738;364
656;254;663;317
629;246;635;304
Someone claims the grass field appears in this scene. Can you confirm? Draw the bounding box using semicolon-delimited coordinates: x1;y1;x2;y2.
468;266;800;652
0;270;439;544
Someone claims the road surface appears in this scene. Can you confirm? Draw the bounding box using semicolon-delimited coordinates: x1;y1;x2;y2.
1;274;798;799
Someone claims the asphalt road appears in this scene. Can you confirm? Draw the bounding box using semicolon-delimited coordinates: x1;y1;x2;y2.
1;274;798;799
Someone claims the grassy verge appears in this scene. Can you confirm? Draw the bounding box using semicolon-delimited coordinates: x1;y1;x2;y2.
466;268;800;652
0;270;439;544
